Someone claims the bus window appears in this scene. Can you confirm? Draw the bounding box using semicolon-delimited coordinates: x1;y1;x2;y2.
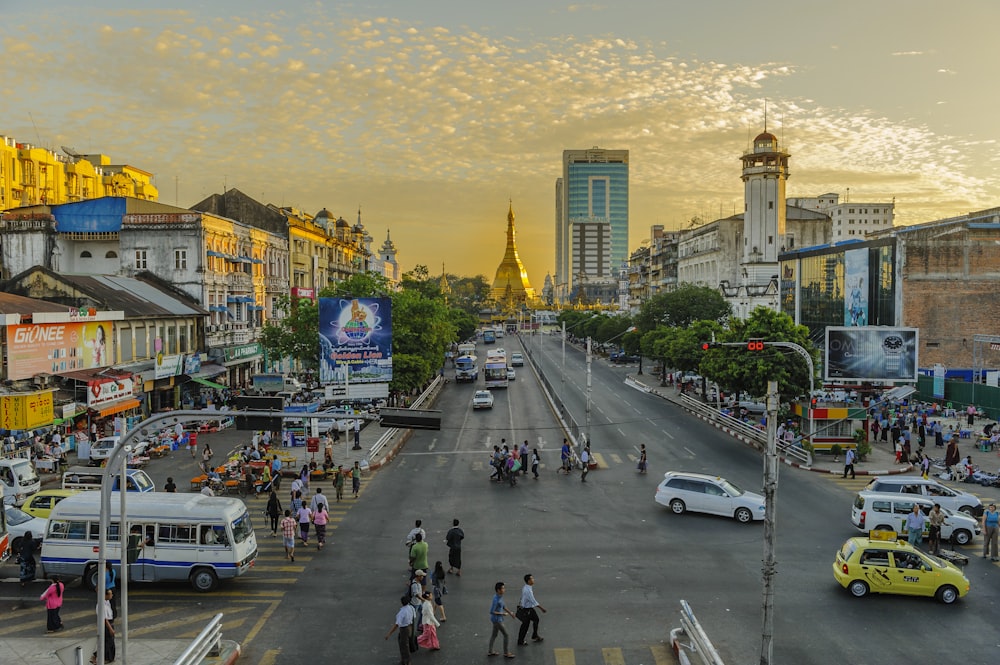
158;524;196;544
89;522;121;542
201;525;229;547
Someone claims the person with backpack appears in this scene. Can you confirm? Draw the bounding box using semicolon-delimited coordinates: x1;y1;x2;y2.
40;575;65;632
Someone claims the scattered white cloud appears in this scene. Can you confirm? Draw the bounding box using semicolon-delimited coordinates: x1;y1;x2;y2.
937;68;957;74
891;50;924;56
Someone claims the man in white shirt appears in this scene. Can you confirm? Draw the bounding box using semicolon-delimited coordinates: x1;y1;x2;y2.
580;445;591;482
516;573;546;645
405;520;426;547
310;488;329;513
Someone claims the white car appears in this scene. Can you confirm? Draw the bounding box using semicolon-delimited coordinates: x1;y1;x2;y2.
506;368;516;381
655;471;765;523
510;353;524;367
4;503;47;552
88;436;120;466
473;390;494;410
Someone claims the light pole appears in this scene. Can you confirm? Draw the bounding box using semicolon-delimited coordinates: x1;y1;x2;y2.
585;336;592;447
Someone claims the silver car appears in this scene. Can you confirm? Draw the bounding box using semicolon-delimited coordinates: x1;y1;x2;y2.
655;471;765;523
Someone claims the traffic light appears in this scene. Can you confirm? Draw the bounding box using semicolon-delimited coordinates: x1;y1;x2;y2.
701;341;718;351
746;338;765;351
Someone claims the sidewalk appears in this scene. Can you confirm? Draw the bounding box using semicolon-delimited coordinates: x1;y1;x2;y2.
11;397;428;665
626;375;991;477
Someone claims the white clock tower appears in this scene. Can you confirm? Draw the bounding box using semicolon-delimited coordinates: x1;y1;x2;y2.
740;130;790;286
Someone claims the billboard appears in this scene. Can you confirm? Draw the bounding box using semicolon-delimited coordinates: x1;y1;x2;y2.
0;391;55;430
6;322;111;380
825;327;919;382
318;298;393;385
843;248;869;326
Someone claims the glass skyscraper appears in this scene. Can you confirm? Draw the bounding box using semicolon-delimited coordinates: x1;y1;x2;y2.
556;148;629;301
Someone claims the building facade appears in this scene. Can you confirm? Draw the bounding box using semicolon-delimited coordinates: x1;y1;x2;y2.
787;193;895;240
556;148;629;302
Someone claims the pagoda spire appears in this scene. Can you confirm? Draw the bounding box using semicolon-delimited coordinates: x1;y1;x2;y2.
491;201;535;308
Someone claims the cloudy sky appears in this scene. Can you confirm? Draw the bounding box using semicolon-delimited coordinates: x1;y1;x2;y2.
3;1;998;280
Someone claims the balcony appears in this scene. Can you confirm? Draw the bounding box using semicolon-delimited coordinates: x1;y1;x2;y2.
226;272;252;288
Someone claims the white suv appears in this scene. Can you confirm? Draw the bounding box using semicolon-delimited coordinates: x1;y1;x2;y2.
655;471;765;523
863;477;982;517
851;491;980;546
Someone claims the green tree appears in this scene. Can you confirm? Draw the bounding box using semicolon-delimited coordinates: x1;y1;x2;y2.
635;284;731;332
389;288;456;392
258;296;321;371
323;272;392;299
448;308;479;342
699;307;816;400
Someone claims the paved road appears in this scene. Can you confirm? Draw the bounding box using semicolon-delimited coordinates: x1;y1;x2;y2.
5;336;1000;664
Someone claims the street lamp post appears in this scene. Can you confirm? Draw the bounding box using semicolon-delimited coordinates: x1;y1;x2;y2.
585;336;592;447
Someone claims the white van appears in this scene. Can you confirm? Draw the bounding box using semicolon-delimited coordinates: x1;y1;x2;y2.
863;476;982;517
0;457;41;506
61;467;155;493
851;491;980;546
41;492;257;592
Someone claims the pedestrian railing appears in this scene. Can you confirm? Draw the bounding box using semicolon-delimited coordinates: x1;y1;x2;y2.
669;600;726;665
173;612;223;665
367;376;443;462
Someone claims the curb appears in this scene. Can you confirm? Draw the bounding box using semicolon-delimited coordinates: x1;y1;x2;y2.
638;379;916;478
219;640;241;665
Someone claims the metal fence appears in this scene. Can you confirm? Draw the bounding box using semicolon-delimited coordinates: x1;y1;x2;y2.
173;612;223;665
669;600;726;665
522;340;585;447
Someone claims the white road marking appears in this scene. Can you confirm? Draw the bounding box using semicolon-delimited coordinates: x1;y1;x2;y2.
683;446;696;456
661;429;675;439
428;438;436;451
617;427;625;437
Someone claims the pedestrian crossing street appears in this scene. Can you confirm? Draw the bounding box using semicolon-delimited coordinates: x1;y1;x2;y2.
244;644;677;665
470;451;637;474
0;474;372;642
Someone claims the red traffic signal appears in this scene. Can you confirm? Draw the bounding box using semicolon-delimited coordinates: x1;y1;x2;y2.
701;341;717;351
746;339;765;351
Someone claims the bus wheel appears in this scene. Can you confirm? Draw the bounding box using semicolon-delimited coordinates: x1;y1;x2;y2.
83;564;99;591
190;567;218;592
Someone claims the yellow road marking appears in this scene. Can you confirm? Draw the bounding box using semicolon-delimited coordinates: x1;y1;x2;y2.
650;644;672;664
128;606;251;636
243;599;281;650
179;617;247;638
268;566;305;573
609;453;623;464
131;588;287;597
554;647;576;665
592;452;609;469
602;647;625;664
258;648;281;665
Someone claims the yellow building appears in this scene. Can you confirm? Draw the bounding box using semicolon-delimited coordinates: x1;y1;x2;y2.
0;135;157;209
271;206;372;297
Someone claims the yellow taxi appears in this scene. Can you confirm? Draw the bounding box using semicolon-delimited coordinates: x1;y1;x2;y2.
832;531;970;604
21;489;80;519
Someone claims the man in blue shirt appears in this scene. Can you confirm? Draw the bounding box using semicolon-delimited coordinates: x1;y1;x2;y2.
488;581;516;658
905;504;926;547
516;573;547;646
385;595;415;665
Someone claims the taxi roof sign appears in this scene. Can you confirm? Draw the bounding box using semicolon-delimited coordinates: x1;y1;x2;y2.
868;530;898;541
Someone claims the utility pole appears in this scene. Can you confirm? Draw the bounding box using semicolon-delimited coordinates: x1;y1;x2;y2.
760;379;779;665
585;336;592;447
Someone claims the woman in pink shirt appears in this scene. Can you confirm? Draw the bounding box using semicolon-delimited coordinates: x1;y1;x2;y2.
40;575;65;633
313;502;330;551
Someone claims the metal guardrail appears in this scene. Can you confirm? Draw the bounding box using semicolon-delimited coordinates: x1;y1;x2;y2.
173;612;223;665
670;600;726;665
367;375;443;462
677;394;811;464
522;339;584;447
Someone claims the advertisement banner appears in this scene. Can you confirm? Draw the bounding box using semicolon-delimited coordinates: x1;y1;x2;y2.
6;322;112;380
0;391;55;430
825;327;919;382
844;249;869;326
87;377;136;407
318;298;393;385
154;354;184;380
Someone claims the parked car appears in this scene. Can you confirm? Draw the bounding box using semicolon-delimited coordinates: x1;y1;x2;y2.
3;503;47;553
654;471;765;523
472;390;494;410
88;436;120;466
832;533;970;604
609;351;640;363
863;477;982;517
21;489;80;520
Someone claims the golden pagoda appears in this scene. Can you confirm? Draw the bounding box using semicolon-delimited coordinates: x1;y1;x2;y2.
491;201;536;310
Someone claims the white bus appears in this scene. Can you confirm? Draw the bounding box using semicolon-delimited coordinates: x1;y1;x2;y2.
41;492;257;592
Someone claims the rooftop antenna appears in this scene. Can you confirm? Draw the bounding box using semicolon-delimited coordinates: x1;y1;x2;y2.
28;112;42;145
763;99;768;133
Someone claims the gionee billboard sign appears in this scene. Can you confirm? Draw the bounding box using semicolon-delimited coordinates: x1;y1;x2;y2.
6;322;111;380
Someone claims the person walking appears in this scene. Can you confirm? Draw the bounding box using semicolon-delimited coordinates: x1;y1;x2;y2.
201;444;214;473
445;519;464;576
353;418;361;449
405;520;426;547
265;490;282;536
309;487;329;513
385;595;416;665
416;591;441;650
928;503;946;555
104;561;118;619
296;501;313;545
351;460;362;497
638;444;647;474
843;447;856;479
982;503;1000;561
409;570;426;626
313;502;329;550
39;575;65;633
905;503;926;548
920;453;931;479
488;581;517;658
334;465;346;502
530;448;540;479
516;573;546;646
559;439;571;475
580;445;591;482
280;509;297;562
430;561;448;621
409;533;429;578
90;587;115;664
519;441;530;476
19;530;38;588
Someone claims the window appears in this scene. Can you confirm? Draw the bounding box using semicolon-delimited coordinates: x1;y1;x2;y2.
80;251;92;258
106;251;118;259
158;524;197;544
89;522;121;542
135;250;148;270
174;249;187;270
871;501;891;513
768;201;773;209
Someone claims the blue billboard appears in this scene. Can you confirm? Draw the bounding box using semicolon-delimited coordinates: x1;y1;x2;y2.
319;298;393;385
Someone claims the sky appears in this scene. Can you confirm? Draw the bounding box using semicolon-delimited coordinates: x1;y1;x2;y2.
3;1;999;281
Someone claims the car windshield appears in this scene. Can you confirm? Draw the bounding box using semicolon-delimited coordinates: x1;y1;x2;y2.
231;511;253;544
5;506;34;526
718;479;744;496
129;472;154;492
13;460;38;485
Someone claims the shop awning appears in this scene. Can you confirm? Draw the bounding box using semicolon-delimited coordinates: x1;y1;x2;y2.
98;398;142;418
191;377;227;390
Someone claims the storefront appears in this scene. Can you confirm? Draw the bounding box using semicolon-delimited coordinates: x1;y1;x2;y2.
222;342;264;388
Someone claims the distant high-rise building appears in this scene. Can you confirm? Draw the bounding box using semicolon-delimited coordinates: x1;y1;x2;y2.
555;147;629;302
787;193;895;239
